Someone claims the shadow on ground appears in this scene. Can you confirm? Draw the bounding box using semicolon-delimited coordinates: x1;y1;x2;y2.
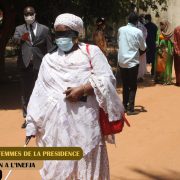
131;168;180;180
111;168;180;180
134;105;148;113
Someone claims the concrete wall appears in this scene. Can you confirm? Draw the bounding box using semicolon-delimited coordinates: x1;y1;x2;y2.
150;0;180;29
166;0;180;28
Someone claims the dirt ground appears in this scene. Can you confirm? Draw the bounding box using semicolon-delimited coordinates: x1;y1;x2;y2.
0;60;180;180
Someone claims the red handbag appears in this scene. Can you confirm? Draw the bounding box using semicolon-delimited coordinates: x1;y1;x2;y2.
86;44;130;135
99;108;130;135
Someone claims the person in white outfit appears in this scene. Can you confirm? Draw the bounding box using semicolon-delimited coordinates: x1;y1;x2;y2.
137;14;148;82
25;13;124;180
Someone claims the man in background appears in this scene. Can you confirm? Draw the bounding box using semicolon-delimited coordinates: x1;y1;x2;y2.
145;14;158;76
117;13;146;115
13;6;53;128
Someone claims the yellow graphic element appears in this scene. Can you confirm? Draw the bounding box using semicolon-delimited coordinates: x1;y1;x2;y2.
0;147;83;160
0;160;43;169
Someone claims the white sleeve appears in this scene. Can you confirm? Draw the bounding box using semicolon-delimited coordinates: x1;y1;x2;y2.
25;56;48;137
88;45;124;121
89;46;115;78
26;116;37;136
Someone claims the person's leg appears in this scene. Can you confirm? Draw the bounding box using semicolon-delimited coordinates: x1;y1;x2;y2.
21;66;34;112
174;54;180;86
20;64;36;128
165;55;173;84
120;67;129;110
146;49;151;64
20;69;29;118
151;48;156;76
128;65;139;112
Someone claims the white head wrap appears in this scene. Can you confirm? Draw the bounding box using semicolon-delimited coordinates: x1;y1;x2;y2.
54;13;83;34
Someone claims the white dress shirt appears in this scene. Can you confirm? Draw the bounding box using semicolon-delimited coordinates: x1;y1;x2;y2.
117;23;147;68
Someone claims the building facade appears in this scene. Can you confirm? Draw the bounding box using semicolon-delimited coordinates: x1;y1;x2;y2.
150;0;180;29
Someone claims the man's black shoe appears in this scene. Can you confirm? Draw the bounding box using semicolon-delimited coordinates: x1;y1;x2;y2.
123;105;129;113
126;111;138;116
21;121;27;128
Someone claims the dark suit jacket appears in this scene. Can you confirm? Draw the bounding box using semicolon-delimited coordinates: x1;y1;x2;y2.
145;22;158;49
13;22;53;70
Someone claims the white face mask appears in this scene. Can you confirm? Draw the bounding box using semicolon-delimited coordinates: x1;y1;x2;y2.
24;14;35;24
55;37;74;52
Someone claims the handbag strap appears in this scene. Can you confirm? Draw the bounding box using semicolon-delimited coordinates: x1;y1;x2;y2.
122;114;130;127
86;44;93;69
86;44;130;127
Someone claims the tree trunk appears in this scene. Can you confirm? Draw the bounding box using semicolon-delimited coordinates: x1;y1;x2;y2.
0;1;16;72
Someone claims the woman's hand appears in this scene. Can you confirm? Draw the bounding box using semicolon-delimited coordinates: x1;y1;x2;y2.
64;86;84;102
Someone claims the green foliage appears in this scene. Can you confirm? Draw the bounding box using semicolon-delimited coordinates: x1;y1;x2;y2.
138;0;168;17
10;0;168;38
12;0;168;26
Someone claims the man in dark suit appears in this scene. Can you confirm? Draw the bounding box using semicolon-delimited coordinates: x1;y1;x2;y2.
145;14;158;76
13;6;53;127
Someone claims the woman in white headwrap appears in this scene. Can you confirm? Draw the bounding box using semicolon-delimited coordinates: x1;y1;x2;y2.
26;13;124;180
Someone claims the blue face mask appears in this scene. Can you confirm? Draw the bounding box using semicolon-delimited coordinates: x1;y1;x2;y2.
55;37;74;52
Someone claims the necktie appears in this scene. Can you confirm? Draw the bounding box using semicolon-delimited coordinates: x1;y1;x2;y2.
30;24;35;43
